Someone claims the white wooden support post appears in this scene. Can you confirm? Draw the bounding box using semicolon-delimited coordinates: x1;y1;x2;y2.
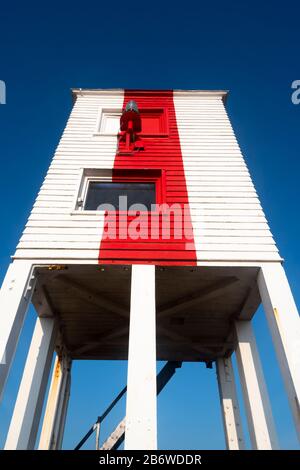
125;265;157;450
235;320;279;449
216;357;245;450
257;263;300;440
0;261;35;401
5;316;57;450
38;353;72;450
55;369;71;449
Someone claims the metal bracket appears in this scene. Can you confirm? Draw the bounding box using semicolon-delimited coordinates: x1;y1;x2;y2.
23;267;37;301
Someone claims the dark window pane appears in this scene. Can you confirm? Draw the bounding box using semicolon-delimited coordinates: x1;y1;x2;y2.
84;182;156;211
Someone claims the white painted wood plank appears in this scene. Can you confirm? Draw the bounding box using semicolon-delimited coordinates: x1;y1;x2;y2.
38;190;76;196
26;213;268;223
33;198;263;208
38;355;72;450
24;220;271;230
5;317;57;449
19;234;276;246
258;264;300;439
0;262;34;401
235;321;279;449
125;265;157;450
22;226;273;237
13;248;282;261
16;241;279;253
216;357;245;450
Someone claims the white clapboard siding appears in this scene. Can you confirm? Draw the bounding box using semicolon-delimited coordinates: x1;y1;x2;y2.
13;91;124;263
20;230;275;245
25;221;271;231
26;213;268;223
22;227;273;237
13;249;282;262
13;90;280;263
173;92;279;262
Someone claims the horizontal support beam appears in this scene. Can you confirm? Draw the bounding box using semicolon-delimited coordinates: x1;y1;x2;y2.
55;275;128;319
157;277;238;319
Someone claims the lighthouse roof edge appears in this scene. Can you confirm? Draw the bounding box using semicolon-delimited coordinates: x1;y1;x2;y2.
71;88;228;103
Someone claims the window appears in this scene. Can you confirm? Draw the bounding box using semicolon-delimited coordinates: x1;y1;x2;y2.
139;109;168;136
75;169;164;212
84;182;156;211
95;108;168;137
96;109;121;135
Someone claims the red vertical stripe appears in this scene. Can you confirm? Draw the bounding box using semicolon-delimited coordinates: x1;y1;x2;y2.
98;90;197;265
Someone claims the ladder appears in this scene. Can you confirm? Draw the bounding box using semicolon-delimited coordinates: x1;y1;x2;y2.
74;361;182;450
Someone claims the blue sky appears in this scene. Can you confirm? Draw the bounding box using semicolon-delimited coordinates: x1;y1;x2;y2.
0;0;299;449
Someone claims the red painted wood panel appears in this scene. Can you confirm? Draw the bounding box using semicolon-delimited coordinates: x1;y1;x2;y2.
98;90;197;265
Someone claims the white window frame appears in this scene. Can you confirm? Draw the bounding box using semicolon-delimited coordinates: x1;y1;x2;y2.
93;108;122;136
72;168;113;213
72;168;159;214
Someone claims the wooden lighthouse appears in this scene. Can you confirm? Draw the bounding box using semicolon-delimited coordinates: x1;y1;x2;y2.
0;89;299;450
